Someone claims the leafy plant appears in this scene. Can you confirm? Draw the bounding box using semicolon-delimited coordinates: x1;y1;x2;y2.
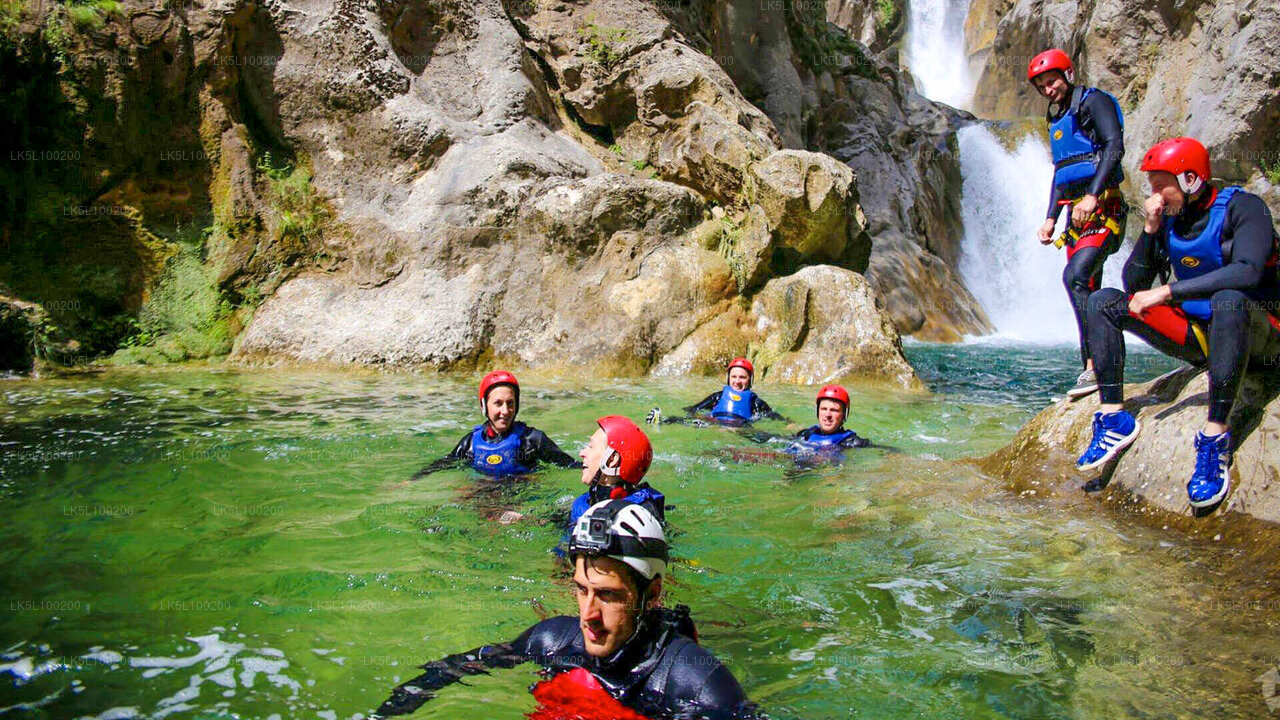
1263;157;1280;186
256;151;328;247
874;0;898;33
578;21;627;71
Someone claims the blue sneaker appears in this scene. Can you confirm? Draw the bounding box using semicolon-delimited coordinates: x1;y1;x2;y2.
1076;410;1141;471
1187;431;1232;508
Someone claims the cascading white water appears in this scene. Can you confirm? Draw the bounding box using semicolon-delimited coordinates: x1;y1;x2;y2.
956;126;1079;342
905;0;973;110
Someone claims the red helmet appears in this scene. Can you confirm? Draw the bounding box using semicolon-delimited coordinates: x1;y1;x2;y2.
1141;137;1211;194
478;370;520;416
726;357;754;387
596;415;653;485
815;384;850;419
1027;48;1073;83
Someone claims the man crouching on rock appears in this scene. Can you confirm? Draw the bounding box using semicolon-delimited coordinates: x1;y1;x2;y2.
1075;137;1280;510
373;501;761;720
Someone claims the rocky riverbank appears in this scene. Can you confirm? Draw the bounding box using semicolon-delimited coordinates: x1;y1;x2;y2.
985;365;1280;528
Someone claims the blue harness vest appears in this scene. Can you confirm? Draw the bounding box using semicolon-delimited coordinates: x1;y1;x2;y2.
470;422;533;476
1166;187;1241;320
1049;87;1124;189
568;485;666;528
784;426;859;457
794;426;858;448
711;385;755;421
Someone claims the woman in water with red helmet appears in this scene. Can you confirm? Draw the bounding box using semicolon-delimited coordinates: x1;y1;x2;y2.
411;370;581;479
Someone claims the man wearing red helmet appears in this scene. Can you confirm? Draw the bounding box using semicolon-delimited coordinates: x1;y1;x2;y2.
1078;136;1280;508
662;357;787;426
786;384;870;456
412;370;581;479
567;415;665;533
1027;48;1128;400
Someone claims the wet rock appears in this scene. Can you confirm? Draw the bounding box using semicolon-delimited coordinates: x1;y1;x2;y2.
654;265;920;389
988;366;1280;524
0;294;42;373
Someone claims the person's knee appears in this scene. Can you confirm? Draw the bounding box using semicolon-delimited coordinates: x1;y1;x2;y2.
1087;287;1125;318
1063;261;1089;291
1209;289;1248;317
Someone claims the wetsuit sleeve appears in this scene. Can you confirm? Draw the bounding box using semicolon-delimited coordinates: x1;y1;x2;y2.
751;396;786;422
409;433;471;480
660;641;759;720
524;429;583;469
1082;91;1124;198
374;617;579;717
1122;230;1165;294
1046;181;1064;220
1169;193;1276;300
683;392;721;415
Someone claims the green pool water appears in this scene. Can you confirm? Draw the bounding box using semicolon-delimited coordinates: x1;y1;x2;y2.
3;344;1278;719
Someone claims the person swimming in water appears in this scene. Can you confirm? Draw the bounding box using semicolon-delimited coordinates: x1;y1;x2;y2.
649;358;787;427
569;416;665;528
411;371;581;480
786;384;871;455
374;501;760;720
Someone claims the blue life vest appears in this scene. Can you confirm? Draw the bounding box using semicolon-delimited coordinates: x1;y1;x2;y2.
711;385;755;421
787;426;859;452
470;422;533;476
1166;187;1241;320
1049;87;1124;189
559;484;667;556
568;485;666;528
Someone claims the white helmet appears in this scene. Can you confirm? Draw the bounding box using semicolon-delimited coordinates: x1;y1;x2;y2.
568;500;668;581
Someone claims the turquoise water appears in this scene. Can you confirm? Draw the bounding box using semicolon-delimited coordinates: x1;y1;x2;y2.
2;345;1276;719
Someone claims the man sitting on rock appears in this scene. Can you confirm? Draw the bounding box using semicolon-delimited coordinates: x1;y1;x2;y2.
1077;137;1280;509
650;357;787;427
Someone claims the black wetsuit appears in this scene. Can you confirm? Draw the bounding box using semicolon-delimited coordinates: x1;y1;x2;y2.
412;424;581;479
672;392;785;423
1086;187;1280;423
375;607;761;720
1045;85;1127;368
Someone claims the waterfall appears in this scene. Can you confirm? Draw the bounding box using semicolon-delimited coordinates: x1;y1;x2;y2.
905;0;974;110
956;126;1079;342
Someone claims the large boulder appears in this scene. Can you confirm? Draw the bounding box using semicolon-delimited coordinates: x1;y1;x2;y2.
653;265;920;389
986;366;1280;524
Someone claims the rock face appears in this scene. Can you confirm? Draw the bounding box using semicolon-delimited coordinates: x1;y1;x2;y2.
966;0;1280;216
700;0;992;340
987;367;1280;524
2;0;986;378
653;265;920;388
233;0;890;377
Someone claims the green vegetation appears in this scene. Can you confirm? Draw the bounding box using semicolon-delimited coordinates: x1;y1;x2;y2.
257;151;328;248
874;0;899;34
783;0;877;79
65;0;121;31
112;226;237;365
1263;157;1280;186
578;20;628;72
